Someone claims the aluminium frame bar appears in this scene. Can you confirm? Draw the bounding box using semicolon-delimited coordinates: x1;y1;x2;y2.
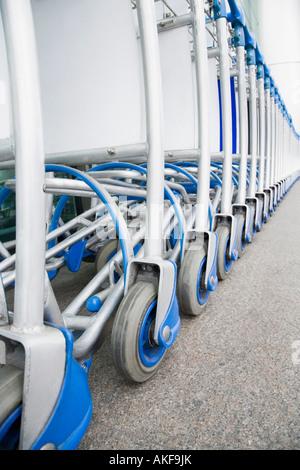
247;64;258;199
191;0;211;232
264;84;272;189
257;76;266;193
235;45;248;205
0;0;46;330
136;0;165;259
215;15;233;214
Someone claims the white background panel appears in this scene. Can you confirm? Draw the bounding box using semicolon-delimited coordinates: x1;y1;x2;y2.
159;27;197;150
31;0;145;154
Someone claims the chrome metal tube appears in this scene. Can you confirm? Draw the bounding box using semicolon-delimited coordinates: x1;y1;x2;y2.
279;112;284;182
136;0;164;259
72;201;179;358
275;104;279;183
43;177;147;199
157;12;192;32
247;65;258;198
257;77;265;193
216;17;233;214
0;0;46;330
72;278;124;359
191;0;211;231
46;143;148;166
270;95;276;185
235;46;248;204
62;226;146;317
0;143;148;170
264;88;271;188
62;200;176;318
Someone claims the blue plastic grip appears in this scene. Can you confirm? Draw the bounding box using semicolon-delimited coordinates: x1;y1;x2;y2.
257;63;264;80
255;45;264;79
265;76;271;90
264;65;271;89
213;0;227;19
227;0;246;49
227;0;242;17
227;0;245;26
232;23;245;47
244;25;256;65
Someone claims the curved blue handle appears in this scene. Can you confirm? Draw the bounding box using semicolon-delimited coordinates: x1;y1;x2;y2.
227;0;246;47
212;0;227;19
227;0;245;26
270;77;275;97
244;24;256;65
264;64;271;89
255;44;265;79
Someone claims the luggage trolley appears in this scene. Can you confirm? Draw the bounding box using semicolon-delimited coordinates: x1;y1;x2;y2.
278;97;288;198
274;88;284;205
269;76;278;207
263;65;275;216
255;44;270;225
1;0;184;387
151;0;219;317
209;0;239;280
175;0;219;316
226;0;253;258
0;0;181;447
0;0;300;450
0;0;93;450
244;25;264;236
110;0;183;383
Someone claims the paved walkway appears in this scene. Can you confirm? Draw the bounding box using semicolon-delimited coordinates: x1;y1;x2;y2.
59;181;300;450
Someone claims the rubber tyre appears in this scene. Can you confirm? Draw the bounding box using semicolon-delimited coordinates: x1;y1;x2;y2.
216;225;232;280
235;213;246;258
111;281;166;383
0;364;23;426
94;239;119;275
177;247;209;316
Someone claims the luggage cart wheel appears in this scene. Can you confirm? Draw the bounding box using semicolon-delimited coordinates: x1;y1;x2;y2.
177;247;209;316
235;213;246;258
95;239;120;280
215;225;232;280
111;281;167;383
0;364;24;450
